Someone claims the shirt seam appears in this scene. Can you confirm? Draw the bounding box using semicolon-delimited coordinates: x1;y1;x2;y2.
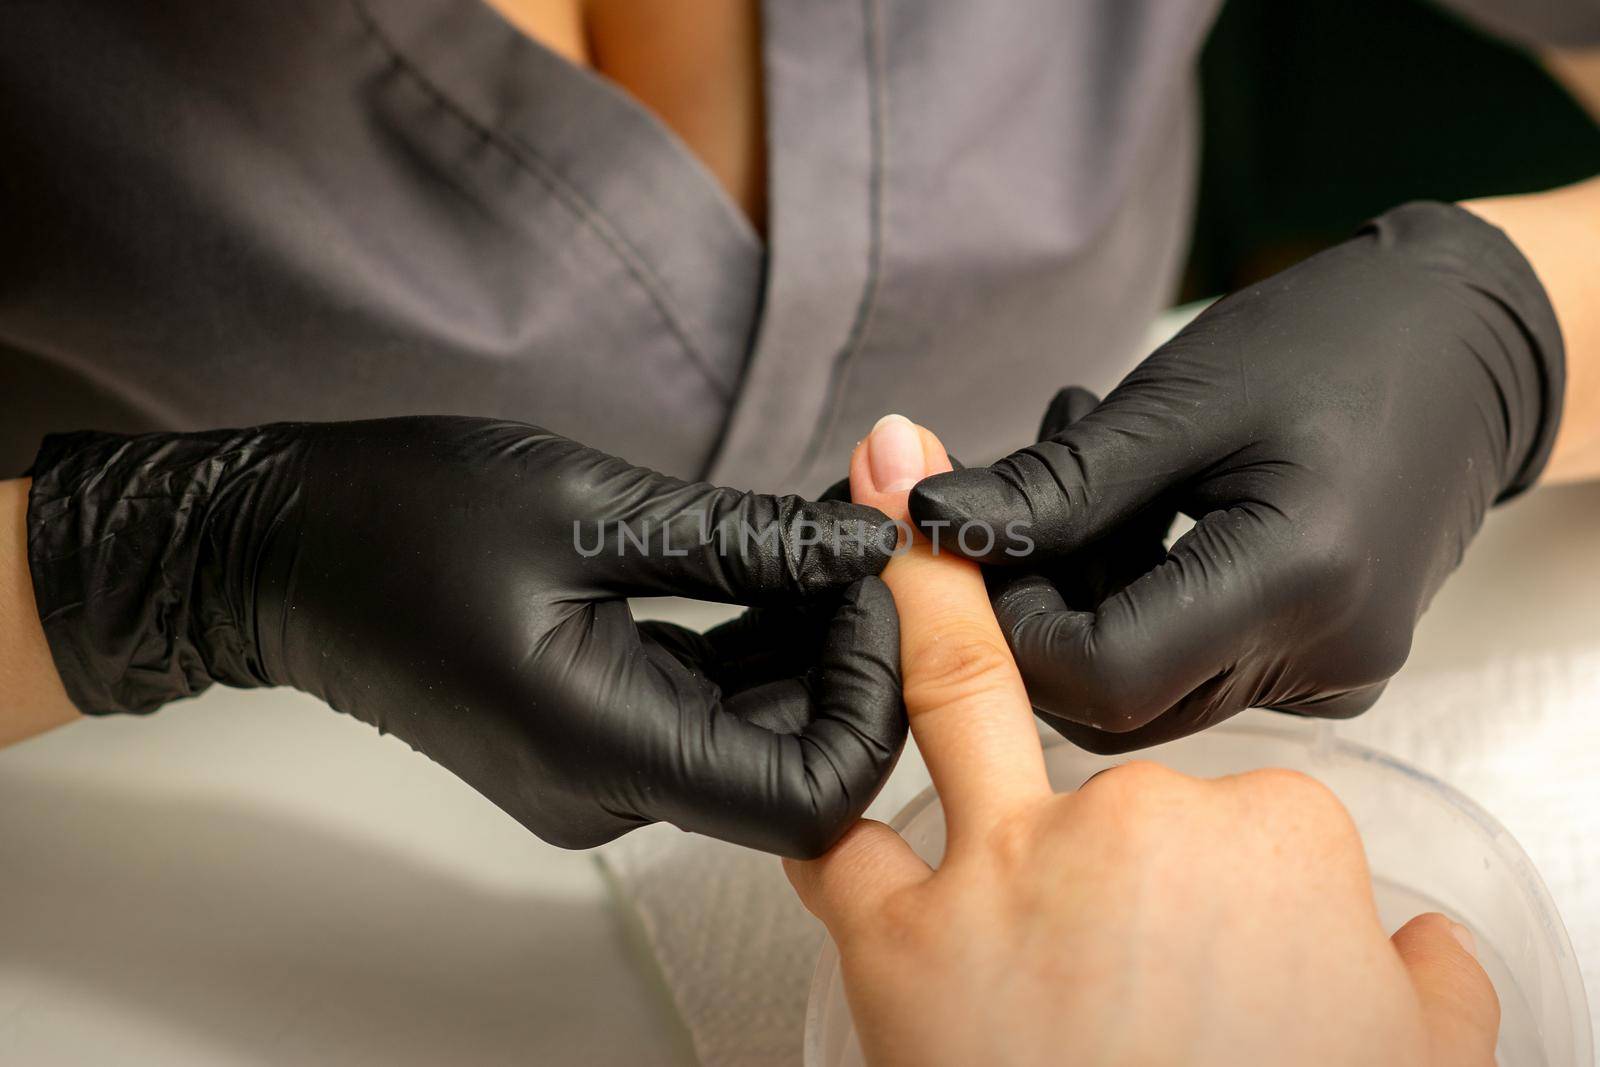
782;0;887;484
347;0;736;400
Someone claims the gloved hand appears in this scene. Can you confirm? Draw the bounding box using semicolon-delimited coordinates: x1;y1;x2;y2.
26;417;905;856
910;202;1564;751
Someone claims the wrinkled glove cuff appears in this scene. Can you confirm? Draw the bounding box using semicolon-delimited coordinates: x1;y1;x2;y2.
1367;201;1566;501
26;426;302;715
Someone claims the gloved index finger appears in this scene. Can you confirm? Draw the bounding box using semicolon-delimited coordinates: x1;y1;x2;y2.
908;392;1208;566
571;451;897;603
851;417;1049;842
998;504;1360;739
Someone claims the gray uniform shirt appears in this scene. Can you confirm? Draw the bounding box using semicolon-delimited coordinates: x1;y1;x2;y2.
4;1;1596;491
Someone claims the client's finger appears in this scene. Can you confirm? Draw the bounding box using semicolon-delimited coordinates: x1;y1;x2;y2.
1390;913;1500;1067
851;415;1050;839
784;820;930;940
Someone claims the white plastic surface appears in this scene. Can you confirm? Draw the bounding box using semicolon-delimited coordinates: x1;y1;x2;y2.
0;685;697;1067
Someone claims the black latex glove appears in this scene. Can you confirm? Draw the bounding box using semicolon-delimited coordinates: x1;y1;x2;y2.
994;387;1177;618
635;472;900;739
910;202;1564;751
27;417;905;857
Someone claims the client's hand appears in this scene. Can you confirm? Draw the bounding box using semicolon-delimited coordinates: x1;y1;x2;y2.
784;415;1500;1066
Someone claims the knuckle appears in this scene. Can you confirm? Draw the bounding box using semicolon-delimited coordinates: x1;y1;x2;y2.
1314;536;1365;587
1080;759;1184;800
865;884;943;951
1074;761;1192;828
984;811;1042;871
1284;520;1368;603
1237;768;1361;842
1240;766;1327;798
902;623;1017;716
1068;761;1194;845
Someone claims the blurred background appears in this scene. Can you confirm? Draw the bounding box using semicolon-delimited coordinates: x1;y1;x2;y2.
1183;0;1600;299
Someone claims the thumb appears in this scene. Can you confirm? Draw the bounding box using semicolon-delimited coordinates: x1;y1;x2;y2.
784;820;929;941
908;394;1205;564
1391;913;1500;1066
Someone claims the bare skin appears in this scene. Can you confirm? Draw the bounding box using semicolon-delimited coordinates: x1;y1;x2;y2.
785;416;1500;1066
483;0;767;234
1464;176;1600;483
479;0;589;65
1545;46;1600;125
0;479;78;745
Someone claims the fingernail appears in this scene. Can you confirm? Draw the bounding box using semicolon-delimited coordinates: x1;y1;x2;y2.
867;414;924;493
1450;921;1478;959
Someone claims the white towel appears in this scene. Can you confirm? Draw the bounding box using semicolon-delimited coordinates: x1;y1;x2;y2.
598;745;933;1067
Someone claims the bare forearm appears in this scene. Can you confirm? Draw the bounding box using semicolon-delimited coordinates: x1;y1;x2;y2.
0;478;79;746
1544;46;1600;126
1464;176;1600;484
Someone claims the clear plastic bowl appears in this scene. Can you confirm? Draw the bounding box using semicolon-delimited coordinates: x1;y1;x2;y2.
804;718;1592;1067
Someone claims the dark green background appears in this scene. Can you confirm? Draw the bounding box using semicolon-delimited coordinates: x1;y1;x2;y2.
1185;0;1600;298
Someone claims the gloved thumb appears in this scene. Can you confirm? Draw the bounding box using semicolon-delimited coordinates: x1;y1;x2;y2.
908;384;1201;563
1390;913;1500;1066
